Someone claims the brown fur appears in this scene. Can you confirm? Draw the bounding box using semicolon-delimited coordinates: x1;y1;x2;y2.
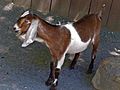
74;14;101;42
37;18;71;60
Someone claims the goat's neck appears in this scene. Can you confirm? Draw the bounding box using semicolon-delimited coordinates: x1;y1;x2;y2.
37;19;60;42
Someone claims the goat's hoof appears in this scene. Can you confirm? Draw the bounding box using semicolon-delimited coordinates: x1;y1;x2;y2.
86;69;92;74
45;78;53;86
69;65;75;70
50;85;57;90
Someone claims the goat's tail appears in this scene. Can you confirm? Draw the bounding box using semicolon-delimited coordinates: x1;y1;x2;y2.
98;4;106;18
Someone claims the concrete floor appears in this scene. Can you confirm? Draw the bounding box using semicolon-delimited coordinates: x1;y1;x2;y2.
0;0;120;90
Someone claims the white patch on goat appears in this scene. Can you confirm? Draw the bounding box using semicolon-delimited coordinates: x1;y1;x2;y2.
64;23;91;54
22;19;39;47
92;34;96;44
56;54;66;69
21;11;29;17
53;79;58;85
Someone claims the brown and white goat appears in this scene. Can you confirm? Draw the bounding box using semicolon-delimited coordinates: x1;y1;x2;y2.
13;8;103;90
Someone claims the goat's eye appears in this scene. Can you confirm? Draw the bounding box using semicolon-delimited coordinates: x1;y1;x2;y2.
25;20;31;24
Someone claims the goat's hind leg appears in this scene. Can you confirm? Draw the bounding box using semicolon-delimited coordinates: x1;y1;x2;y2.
87;35;100;74
69;52;80;69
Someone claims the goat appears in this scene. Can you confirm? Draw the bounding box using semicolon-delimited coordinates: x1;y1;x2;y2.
13;5;104;90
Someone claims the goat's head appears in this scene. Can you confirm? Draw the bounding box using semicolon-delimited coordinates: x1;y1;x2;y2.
14;11;31;36
13;11;39;47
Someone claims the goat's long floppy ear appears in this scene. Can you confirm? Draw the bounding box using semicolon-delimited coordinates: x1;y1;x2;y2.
22;19;39;47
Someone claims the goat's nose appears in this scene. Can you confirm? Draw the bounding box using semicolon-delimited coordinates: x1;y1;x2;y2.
13;27;18;32
13;27;16;30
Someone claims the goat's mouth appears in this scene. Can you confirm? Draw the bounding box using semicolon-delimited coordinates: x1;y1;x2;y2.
13;28;21;36
14;30;26;41
15;30;26;37
16;31;22;36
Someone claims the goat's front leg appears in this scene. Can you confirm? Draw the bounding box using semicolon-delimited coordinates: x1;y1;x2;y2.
50;54;66;90
45;61;56;86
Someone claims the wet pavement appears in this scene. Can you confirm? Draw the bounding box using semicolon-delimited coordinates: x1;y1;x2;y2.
0;0;120;90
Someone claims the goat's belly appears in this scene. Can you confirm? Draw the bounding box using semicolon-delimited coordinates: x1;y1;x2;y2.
67;38;91;54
